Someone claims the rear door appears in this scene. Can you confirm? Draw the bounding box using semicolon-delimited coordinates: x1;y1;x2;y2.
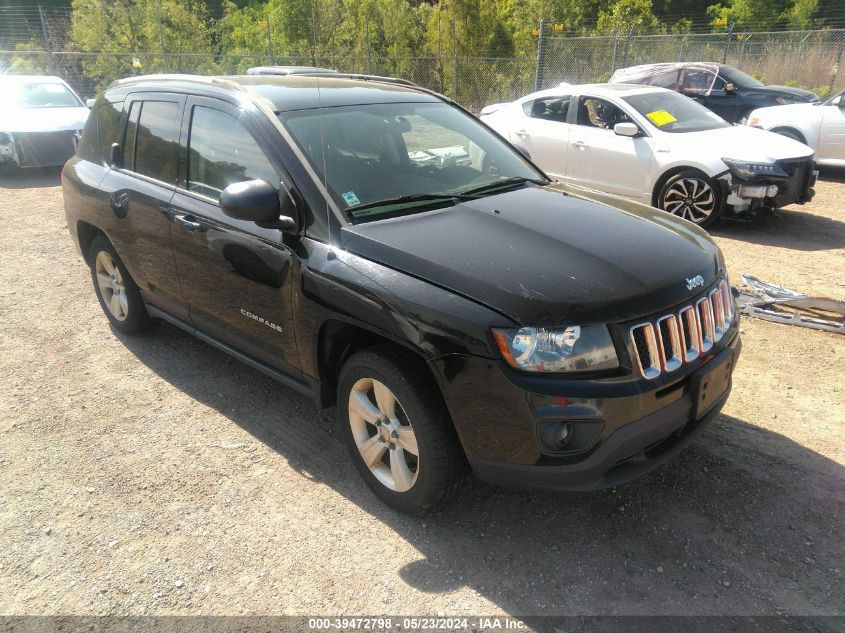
564;95;652;198
169;96;301;374
510;95;572;178
96;92;188;320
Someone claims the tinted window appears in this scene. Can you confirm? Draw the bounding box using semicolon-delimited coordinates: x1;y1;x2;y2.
523;96;570;122
575;97;632;130
97;100;122;164
74;103;99;163
132;101;180;184
187;106;277;200
123;101;140;170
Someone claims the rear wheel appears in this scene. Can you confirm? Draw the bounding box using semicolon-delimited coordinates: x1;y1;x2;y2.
658;170;723;229
337;346;465;514
89;235;155;334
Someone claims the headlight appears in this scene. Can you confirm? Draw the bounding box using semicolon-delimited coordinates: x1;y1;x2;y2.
492;325;619;373
722;158;788;181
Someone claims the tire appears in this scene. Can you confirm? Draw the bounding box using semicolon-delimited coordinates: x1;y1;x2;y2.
337;345;466;514
772;127;806;145
657;170;723;229
88;235;156;335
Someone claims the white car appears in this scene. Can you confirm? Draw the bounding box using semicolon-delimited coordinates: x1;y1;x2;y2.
0;75;90;171
747;89;845;167
481;83;816;227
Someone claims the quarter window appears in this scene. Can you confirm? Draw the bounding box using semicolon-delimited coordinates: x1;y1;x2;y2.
96;100;122;165
187;106;278;201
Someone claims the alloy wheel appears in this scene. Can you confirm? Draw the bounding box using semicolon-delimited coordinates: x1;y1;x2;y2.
662;177;716;224
94;251;128;321
348;378;419;492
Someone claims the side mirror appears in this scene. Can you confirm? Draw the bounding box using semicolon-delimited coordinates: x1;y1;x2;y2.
724;83;737;94
109;142;122;168
833;95;844;108
86;98;96;108
220;179;297;232
614;122;639;137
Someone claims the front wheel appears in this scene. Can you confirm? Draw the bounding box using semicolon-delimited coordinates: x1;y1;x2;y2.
657;170;723;229
337;346;466;514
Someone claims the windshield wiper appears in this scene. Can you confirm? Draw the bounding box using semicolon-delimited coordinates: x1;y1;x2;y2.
348;192;477;215
459;176;548;197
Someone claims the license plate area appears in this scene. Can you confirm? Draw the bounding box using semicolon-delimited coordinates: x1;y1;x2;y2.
690;348;735;418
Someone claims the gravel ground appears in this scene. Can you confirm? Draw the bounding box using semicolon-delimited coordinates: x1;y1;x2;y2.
0;168;843;619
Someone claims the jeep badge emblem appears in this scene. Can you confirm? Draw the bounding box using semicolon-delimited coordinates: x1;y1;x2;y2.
685;274;704;291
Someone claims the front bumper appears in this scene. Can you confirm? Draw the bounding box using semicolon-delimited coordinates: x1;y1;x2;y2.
720;157;816;214
430;329;740;493
0;131;77;168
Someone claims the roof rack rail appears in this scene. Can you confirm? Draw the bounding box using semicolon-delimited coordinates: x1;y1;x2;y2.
109;74;248;93
298;71;420;88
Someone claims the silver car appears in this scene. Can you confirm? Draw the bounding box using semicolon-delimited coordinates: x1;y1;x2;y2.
0;75;90;171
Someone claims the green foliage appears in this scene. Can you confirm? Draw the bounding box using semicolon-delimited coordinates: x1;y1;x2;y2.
597;0;661;34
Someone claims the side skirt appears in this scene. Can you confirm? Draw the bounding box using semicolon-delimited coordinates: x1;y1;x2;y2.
146;304;318;400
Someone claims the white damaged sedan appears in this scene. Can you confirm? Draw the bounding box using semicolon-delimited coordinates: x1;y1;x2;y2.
481;83;816;227
0;75;90;172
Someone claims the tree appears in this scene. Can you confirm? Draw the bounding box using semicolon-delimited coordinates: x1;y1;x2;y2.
597;0;661;34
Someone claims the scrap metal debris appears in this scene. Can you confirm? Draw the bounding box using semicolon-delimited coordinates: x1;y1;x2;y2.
734;274;845;335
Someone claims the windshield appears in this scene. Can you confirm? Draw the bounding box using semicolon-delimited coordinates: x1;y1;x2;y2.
623;91;731;133
279;101;544;221
0;80;83;108
719;67;764;88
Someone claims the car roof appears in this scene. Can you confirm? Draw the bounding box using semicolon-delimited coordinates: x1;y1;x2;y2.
0;74;68;84
612;62;723;77
519;83;668;101
106;73;440;112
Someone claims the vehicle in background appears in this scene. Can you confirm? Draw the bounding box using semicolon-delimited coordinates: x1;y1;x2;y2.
62;73;739;514
481;83;816;228
0;75;90;172
246;66;338;76
747;89;845;167
609;63;818;124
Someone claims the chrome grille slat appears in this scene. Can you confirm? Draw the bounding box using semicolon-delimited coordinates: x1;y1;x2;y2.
630;277;735;379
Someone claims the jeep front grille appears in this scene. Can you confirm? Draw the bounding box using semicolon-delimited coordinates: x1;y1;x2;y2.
630;278;734;379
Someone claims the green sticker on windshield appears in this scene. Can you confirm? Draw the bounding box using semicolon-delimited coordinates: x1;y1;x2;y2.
342;191;361;207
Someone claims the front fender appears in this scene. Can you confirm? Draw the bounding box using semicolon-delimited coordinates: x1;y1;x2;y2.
292;238;516;380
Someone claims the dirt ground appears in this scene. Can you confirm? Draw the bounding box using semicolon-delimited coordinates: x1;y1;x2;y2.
0;167;843;621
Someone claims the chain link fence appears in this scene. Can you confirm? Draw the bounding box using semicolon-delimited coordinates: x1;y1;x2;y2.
1;1;843;113
540;28;845;97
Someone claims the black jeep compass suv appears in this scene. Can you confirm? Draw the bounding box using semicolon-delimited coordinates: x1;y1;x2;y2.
62;73;740;514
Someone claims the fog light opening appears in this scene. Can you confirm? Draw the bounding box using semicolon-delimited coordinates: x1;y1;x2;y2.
540;421;572;450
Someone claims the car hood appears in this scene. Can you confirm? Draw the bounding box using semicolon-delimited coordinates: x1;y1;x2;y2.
750;85;818;102
340;186;721;326
0;106;89;133
656;125;814;161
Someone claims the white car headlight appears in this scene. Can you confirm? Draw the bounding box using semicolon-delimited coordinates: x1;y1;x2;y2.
492;325;619;373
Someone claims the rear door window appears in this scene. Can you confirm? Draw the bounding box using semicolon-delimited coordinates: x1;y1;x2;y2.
522;96;571;122
186;105;278;201
132;101;181;184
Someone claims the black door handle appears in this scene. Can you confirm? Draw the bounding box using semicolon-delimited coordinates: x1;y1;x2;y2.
109;192;129;216
174;214;206;232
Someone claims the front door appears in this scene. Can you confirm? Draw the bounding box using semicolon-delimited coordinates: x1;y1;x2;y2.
168;97;301;375
97;93;188;320
564;96;652;198
817;102;845;163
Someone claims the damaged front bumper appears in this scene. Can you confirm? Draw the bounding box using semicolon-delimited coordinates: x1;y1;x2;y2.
718;159;817;216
